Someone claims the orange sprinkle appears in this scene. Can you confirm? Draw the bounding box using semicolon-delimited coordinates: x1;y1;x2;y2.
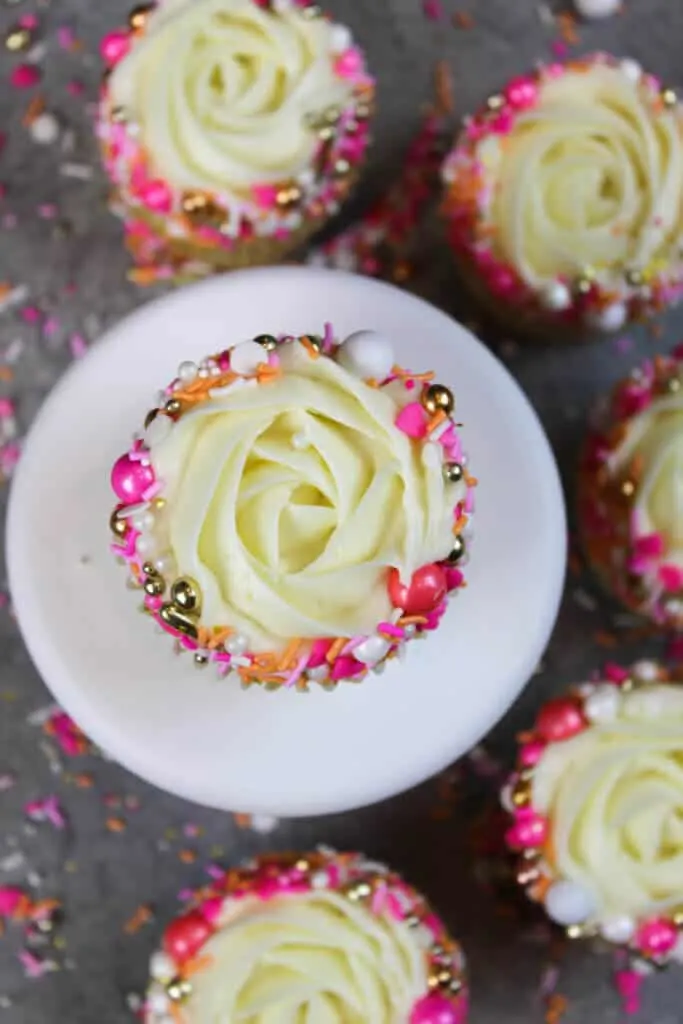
12;895;33;921
464;472;478;487
30;899;61;918
0;282;12;300
124;904;154;934
128;266;161;286
207;627;233;650
74;773;94;788
106;816;126;833
169;1004;185;1024
299;335;321;359
390;365;435;383
22;94;45;126
184;954;214;977
453;513;469;535
594;629;618;649
276;638;302;671
452;10;474;28
233;812;252;828
397;615;428;626
545;994;569;1024
434;60;454;115
0;367;13;383
325;637;347;664
179;849;197;864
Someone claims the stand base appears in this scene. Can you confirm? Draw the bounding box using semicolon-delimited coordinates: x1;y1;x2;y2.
7;268;566;816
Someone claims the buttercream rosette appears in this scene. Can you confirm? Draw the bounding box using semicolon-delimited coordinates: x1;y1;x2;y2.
109;327;476;689
441;54;683;337
502;661;683;965
578;347;683;630
97;0;374;285
143;849;468;1024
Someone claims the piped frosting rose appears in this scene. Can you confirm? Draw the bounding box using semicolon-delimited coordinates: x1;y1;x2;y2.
108;0;363;195
442;55;683;330
144;850;468;1024
148;342;457;650
174;891;427;1022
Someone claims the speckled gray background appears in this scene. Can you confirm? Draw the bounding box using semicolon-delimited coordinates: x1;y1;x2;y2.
1;0;683;1021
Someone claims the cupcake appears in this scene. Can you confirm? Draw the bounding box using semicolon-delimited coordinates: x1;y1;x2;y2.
502;661;683;965
109;327;475;689
441;54;683;337
578;348;683;629
97;0;374;285
144;849;468;1024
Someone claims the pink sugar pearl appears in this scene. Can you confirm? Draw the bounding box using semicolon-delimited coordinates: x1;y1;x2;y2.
637;918;678;957
519;740;546;767
10;64;41;89
100;30;130;66
411;992;465;1024
111;453;155;504
504;76;538;109
536;697;586;743
505;809;548;850
0;886;23;916
138;178;173;213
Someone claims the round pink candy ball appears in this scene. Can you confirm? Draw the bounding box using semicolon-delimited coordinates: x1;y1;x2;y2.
139;179;173;214
411;992;465;1024
111;453;155;504
637;918;678;957
100;30;130;66
505;76;538;110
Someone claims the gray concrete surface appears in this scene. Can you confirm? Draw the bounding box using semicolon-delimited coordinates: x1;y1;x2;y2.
1;0;683;1020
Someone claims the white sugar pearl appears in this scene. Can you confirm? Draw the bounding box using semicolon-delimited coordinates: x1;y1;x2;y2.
584;684;621;724
499;782;514;813
144;415;173;448
310;870;328;889
132;511;155;532
226;634;249;656
146;985;170;1015
307;665;329;682
329;23;352;53
353;636;391;666
620;59;642;83
545;880;597;926
600;915;636;944
149;951;175;983
337;330;395;381
154;554;174;575
177;360;198;383
229;340;267;376
541;281;571;311
574;0;620;18
136;534;159;557
587;302;627;333
30;112;60;145
632;659;659;681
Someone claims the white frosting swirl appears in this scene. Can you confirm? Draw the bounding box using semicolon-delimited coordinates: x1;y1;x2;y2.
149;343;458;649
109;0;358;193
610;376;683;575
480;61;683;287
533;684;683;920
178;891;427;1023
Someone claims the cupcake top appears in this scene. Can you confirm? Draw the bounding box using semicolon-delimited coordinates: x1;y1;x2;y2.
442;54;683;330
503;661;683;964
98;0;373;237
109;327;475;689
144;849;468;1024
579;347;683;628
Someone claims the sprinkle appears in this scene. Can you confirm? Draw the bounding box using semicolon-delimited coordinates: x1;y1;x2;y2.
59;162;93;180
10;64;41;89
453;10;475;28
69;334;87;359
422;0;444;19
18;950;56;979
24;796;66;829
105;816;126;833
124;904;154;934
0;285;29;315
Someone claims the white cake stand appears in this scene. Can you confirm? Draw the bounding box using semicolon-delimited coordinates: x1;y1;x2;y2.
7;268;566;817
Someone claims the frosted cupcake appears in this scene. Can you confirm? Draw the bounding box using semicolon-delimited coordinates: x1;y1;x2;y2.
109;327;475;689
442;54;683;337
578;348;683;629
98;0;374;284
144;849;468;1023
503;661;683;965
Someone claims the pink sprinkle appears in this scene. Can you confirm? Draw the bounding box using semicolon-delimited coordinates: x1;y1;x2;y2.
18;14;38;29
57;26;77;49
37;204;57;220
615;968;643;1016
67;80;85;96
69;333;87;359
0;442;21;476
334;48;364;79
0;398;15;419
251;184;279;209
42;317;60;338
205;864;226;881
20;306;41;324
0;886;24;916
377;622;404;640
614;335;633;354
10;64;41;90
323;321;335;352
633;533;665;560
283;653;308;689
25;795;66;829
551;40;569;58
18;950;52;979
422;0;444;19
660;564;683;591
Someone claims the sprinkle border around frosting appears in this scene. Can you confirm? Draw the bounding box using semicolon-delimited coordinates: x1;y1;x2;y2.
502;661;683;966
441;53;683;332
108;326;475;690
577;346;683;630
97;0;375;285
143;848;468;1023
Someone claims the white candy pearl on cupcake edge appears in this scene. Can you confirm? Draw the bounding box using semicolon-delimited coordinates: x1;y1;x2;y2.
177;360;198;383
574;0;621;19
336;330;395;382
144;414;173;448
540;280;571;312
584;683;621;724
149;951;175;983
329;23;352;54
229;340;268;376
352;635;391;666
586;301;628;333
620;59;643;83
545;879;597;926
600;915;636;945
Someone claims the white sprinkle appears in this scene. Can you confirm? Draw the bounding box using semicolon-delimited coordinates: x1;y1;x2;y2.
0;851;25;872
30;112;60;145
250;814;279;834
59;162;94;181
26;703;60;727
572;588;597;611
0;285;29;316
